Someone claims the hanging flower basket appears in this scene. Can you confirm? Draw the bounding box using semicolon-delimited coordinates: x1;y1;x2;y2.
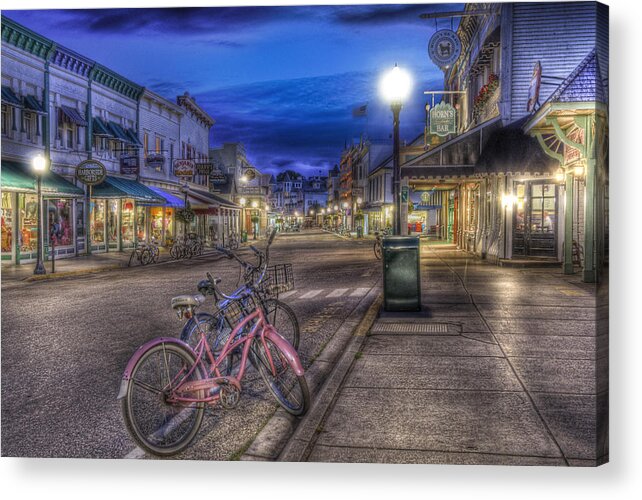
473;73;499;119
251;215;260;224
176;204;195;223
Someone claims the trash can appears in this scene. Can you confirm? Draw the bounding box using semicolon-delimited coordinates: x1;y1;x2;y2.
382;236;421;312
242;230;248;243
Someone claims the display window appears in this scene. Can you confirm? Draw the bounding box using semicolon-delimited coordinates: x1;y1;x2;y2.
107;199;118;247
91;199;106;244
76;200;85;238
150;206;163;242
47;198;73;246
121;199;135;247
19;193;39;253
2;192;14;255
164;208;174;243
136;206;146;242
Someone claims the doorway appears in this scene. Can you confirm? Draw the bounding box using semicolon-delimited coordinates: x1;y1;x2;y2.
513;181;558;258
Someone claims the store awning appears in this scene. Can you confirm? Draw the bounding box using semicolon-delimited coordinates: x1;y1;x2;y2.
1;159;84;197
60;105;88;126
189;187;241;209
1;85;22;106
108;121;132;142
143;185;185;207
126;128;143;147
22;95;45;113
91;176;165;203
92;117;113;137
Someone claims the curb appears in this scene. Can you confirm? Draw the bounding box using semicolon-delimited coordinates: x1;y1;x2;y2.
240;285;383;462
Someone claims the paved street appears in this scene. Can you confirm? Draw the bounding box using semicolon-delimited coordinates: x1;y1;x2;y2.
1;230;380;459
275;243;608;466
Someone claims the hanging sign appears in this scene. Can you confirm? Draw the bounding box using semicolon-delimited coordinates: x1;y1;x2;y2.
173;159;194;178
430;101;457;136
428;29;462;68
526;61;542;112
195;162;213;175
76;159;106;185
146;153;165;171
209;168;227;184
243;167;257;181
119;154;139;175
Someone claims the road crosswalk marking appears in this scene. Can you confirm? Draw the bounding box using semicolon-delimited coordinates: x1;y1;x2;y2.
326;288;348;298
278;290;298;299
299;289;324;299
277;287;372;300
350;287;370;297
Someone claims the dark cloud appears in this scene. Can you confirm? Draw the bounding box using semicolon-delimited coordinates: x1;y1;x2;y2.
331;4;460;26
199;70;443;176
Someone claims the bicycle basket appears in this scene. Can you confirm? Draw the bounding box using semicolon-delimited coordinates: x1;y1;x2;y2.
214;293;259;331
251;263;294;296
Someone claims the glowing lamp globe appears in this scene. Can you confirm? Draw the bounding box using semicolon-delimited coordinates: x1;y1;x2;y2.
380;64;412;104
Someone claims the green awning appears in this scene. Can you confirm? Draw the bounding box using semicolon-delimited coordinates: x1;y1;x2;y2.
1;86;22;106
93;117;113;137
91;176;165;203
1;160;35;192
126;128;143;147
1;159;84;197
22;95;45;113
108;121;131;142
60;105;88;126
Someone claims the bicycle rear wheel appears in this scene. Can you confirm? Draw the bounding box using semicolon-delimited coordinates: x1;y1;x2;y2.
373;241;382;260
140;248;152;265
251;337;309;416
121;342;204;456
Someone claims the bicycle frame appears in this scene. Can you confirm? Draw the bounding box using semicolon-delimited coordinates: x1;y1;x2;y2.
118;302;304;405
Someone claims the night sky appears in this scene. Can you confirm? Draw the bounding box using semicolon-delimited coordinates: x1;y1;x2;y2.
4;3;462;176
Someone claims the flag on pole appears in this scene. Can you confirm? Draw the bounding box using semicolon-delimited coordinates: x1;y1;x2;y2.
352;103;368;117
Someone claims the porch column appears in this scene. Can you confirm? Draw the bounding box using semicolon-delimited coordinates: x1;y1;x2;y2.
583;118;597;283
563;172;574;274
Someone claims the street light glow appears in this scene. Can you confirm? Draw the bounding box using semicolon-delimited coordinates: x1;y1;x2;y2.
334;205;338;211
380;64;412;104
342;202;348;209
240;175;248;183
356;197;363;205
32;154;47;172
239;197;247;206
251;200;258;208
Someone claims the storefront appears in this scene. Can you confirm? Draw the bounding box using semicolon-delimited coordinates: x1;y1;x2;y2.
89;175;164;252
1;159;85;265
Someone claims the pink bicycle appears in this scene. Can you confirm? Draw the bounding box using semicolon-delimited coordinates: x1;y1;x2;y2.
118;275;309;457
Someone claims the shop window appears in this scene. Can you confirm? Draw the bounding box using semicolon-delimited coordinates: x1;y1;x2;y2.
121;199;135;247
22;111;38;143
75;200;85;238
19;194;39;253
1;104;10;136
143;132;149;159
107;200;118;246
136;206;146;242
47;199;73;246
2;192;14;254
91;199;106;245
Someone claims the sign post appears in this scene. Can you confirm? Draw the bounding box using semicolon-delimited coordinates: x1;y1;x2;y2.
75;160;107;256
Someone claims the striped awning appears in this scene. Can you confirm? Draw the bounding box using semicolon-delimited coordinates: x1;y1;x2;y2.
22;95;45;113
126;128;143;147
1;85;22;106
108;121;131;142
60;105;88;126
92;117;113;137
143;185;185;207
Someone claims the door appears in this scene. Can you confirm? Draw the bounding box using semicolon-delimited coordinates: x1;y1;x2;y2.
513;181;558;257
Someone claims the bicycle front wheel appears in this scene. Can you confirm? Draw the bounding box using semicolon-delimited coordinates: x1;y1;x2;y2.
140;248;152;265
261;299;300;351
251;337;309;416
121;342;204;457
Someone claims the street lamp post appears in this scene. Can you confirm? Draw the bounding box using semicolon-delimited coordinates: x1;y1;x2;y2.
251;200;258;239
380;64;412;235
32;155;48;275
180;183;189;239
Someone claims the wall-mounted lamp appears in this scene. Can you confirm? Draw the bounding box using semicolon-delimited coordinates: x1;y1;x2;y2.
555;167;565;183
573;164;585;177
501;194;515;208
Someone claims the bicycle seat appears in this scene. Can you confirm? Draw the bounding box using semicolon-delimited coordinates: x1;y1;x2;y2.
171;294;206;310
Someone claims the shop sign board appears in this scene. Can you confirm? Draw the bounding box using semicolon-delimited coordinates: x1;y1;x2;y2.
146;153;165;171
173;159;194;178
244;167;257;181
210;168;227;184
195;162;213;175
430;101;457;136
401;186;409;203
527;61;542;112
119;154;139;175
428;29;462;68
76;160;106;185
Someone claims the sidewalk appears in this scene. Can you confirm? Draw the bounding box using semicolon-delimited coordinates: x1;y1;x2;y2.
0;246;226;283
277;244;608;466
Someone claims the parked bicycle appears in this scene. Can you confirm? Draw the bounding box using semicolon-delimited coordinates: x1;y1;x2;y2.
170;233;203;260
119;242;309;457
373;227;391;260
227;231;240;250
128;238;159;267
181;229;299;360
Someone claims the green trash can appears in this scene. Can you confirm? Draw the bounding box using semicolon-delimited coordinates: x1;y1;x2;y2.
382;236;421;312
242;230;248;243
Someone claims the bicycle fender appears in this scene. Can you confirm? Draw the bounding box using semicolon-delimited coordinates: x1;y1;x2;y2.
117;337;196;400
263;327;305;377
